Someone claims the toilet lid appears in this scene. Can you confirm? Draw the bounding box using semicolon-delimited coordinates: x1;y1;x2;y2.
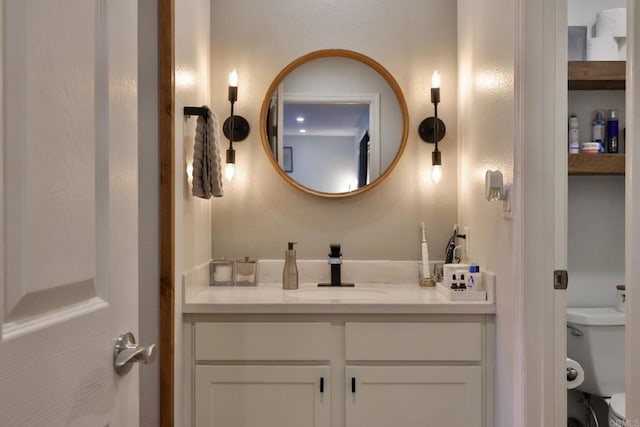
610;393;625;418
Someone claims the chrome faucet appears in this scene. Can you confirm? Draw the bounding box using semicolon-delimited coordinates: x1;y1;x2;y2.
318;243;354;287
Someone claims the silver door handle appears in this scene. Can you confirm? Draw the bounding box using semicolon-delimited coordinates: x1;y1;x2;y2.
113;332;157;375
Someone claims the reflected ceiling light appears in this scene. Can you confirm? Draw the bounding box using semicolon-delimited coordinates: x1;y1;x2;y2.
296;116;305;123
418;70;447;184
299;129;307;133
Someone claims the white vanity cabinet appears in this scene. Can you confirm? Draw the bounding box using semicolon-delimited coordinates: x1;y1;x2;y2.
192;322;332;427
344;322;484;427
194;365;330;427
185;315;493;427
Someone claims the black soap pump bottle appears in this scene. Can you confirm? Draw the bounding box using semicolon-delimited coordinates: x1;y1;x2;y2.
283;242;299;290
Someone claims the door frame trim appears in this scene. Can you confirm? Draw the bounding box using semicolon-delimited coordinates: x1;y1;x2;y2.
159;0;175;425
626;2;640;422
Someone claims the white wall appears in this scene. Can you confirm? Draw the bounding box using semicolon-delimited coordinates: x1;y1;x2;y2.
568;176;624;307
175;0;212;424
209;0;458;261
457;1;516;426
286;135;357;193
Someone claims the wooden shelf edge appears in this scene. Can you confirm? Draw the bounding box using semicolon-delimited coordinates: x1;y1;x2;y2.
568;61;626;90
568;153;625;175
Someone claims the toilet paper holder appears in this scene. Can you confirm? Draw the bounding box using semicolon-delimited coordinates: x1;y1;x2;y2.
567;367;579;382
566;324;583;336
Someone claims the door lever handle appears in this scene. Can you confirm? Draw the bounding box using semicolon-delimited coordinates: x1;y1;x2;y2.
113;332;157;375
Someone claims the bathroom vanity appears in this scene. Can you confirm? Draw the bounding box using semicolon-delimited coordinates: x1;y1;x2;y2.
182;278;496;427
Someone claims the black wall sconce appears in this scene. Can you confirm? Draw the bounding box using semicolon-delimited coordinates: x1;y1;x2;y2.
418;71;446;184
222;70;250;181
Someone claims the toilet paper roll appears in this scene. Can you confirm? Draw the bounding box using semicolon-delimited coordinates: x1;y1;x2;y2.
587;36;619;61
595;8;626;38
566;357;585;390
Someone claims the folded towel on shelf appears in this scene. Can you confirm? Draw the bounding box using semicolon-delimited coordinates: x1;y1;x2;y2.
192;106;223;198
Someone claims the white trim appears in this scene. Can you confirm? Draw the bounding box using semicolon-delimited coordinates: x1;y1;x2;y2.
553;0;568;425
518;0;567;425
0;0;4;342
626;0;640;423
513;0;526;423
277;83;284;167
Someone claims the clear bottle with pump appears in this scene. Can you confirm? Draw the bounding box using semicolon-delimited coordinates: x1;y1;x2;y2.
283;242;299;289
592;110;606;153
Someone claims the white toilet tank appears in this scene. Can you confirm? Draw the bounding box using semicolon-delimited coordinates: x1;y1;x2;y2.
566;307;625;397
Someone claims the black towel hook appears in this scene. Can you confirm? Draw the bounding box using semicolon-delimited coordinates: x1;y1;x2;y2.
183;106;209;120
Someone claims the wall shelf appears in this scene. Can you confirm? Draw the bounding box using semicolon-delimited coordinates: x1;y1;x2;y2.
568;153;625;175
568;61;626;90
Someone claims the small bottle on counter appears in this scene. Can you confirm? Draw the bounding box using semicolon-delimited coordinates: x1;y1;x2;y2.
569;115;580;154
607;109;619;153
467;264;482;291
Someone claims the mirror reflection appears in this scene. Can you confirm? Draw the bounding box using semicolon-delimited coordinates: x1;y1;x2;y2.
261;50;408;197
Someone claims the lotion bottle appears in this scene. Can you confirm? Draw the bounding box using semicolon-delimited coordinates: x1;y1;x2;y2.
283;242;299;289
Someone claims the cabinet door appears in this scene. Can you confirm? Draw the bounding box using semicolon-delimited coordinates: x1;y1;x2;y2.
195;365;331;427
346;366;482;427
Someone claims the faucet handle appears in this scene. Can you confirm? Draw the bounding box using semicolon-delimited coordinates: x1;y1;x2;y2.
329;243;342;257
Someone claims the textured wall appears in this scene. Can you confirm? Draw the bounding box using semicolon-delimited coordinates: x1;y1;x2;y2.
209;0;458;261
457;0;515;425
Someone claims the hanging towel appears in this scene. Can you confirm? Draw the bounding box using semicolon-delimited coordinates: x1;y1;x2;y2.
192;106;223;198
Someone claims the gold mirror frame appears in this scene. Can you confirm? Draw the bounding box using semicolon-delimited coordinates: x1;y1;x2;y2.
259;49;409;198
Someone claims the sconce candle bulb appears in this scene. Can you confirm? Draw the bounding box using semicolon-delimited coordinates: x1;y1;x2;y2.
430;70;441;103
228;69;238;102
228;69;239;86
224;162;236;182
431;165;442;184
431;70;441;88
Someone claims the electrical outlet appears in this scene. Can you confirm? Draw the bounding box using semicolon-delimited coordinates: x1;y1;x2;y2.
463;227;471;260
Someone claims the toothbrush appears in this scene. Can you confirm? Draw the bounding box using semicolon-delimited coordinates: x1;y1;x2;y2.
421;222;431;279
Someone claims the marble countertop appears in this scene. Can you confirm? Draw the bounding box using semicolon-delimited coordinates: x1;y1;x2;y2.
183;282;496;314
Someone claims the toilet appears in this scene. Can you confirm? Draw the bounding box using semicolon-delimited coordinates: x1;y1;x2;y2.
566;307;625;425
609;393;625;427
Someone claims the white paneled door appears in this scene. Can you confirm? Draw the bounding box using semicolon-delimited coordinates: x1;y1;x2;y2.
0;1;140;426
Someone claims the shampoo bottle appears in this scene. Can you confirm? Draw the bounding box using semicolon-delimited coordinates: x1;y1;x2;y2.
568;115;579;154
607;109;619;153
283;242;299;289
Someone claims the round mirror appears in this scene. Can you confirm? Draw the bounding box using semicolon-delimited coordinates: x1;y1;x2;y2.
259;49;409;198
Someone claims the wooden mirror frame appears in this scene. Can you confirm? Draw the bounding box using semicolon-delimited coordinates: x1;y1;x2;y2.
259;49;409;198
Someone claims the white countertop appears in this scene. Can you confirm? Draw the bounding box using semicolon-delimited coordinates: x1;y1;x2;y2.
183;282;496;314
